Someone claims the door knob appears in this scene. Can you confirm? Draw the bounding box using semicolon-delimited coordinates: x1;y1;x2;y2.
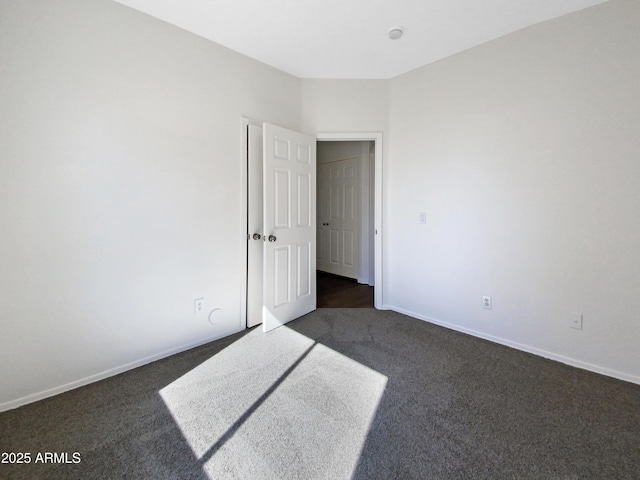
252;233;261;240
268;235;277;242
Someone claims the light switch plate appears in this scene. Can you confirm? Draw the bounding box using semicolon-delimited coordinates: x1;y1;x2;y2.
569;312;583;330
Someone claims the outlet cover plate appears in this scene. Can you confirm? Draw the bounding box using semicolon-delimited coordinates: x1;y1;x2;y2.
194;298;205;314
483;296;492;310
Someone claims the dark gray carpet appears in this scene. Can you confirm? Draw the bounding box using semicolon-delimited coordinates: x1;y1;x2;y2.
1;308;639;479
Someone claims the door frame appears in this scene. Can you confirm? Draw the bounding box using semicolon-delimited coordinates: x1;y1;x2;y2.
241;121;384;328
316;132;383;310
240;117;261;329
245;123;264;328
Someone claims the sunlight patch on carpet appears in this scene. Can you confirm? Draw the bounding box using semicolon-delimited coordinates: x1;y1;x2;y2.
159;326;387;479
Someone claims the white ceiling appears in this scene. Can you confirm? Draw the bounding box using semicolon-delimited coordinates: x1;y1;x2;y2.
114;0;608;79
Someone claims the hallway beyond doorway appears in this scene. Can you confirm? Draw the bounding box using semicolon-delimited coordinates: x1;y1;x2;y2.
317;271;374;308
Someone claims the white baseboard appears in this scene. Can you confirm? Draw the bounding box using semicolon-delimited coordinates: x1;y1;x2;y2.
387;305;640;386
4;307;637;413
0;332;238;413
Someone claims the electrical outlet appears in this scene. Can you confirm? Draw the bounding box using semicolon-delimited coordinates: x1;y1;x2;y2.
419;212;427;224
569;312;583;330
194;298;204;314
483;296;492;310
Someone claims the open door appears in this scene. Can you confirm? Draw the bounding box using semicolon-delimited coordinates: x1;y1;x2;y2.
262;123;317;332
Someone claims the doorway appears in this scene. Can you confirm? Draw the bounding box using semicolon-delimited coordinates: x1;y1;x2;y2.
241;122;383;329
316;132;382;311
316;140;375;308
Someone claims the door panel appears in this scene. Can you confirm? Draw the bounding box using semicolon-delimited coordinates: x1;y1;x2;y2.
297;173;311;227
274;245;290;308
330;230;339;263
330;183;340;218
345;184;355;219
263;123;316;332
274;170;290;228
297;144;312;164
344;230;355;266
297;242;311;297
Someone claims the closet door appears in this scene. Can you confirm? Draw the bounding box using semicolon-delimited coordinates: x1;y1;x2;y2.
262;123;317;332
317;158;360;279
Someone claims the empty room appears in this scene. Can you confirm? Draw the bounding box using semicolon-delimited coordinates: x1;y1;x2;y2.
1;0;639;478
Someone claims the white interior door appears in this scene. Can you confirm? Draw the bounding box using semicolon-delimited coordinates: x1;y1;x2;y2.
262;123;317;332
246;124;263;328
317;158;360;279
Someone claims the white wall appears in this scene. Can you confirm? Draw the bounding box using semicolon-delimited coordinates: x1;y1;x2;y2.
301;79;389;134
387;0;640;382
0;0;301;410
